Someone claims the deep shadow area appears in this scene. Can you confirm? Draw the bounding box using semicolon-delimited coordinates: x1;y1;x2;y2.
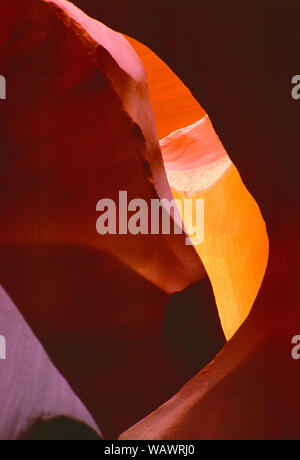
21;417;101;441
0;243;224;439
165;280;226;376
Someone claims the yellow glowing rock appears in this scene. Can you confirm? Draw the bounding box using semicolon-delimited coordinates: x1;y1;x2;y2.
171;164;269;340
129;36;269;340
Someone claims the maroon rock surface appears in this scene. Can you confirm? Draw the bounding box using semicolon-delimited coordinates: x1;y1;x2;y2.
0;0;224;439
68;0;300;440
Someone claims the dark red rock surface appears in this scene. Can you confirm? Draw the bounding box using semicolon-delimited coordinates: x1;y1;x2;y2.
76;0;299;440
0;0;224;439
1;0;299;440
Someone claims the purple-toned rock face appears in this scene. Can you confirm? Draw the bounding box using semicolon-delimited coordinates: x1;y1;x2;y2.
0;285;101;439
0;0;221;440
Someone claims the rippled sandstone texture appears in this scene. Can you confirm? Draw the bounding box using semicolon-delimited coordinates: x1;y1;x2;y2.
127;36;269;341
90;0;299;441
0;0;223;439
0;0;206;293
1;0;299;441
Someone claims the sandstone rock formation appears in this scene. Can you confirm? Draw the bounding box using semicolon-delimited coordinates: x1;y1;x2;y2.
0;285;101;440
0;0;222;439
125;35;206;140
162;118;269;340
1;0;299;441
0;0;205;294
101;1;299;440
126;37;269;341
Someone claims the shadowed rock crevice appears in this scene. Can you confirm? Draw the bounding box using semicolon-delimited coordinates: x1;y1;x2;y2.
21;417;101;440
165;280;226;376
0;243;224;439
0;283;101;440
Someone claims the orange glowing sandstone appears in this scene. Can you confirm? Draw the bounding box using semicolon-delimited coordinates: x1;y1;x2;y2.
127;36;269;340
